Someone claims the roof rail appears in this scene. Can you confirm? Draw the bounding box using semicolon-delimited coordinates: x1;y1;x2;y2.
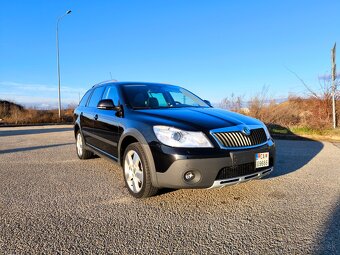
92;79;118;88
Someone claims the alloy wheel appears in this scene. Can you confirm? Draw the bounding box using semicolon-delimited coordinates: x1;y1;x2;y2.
124;150;144;193
76;132;83;157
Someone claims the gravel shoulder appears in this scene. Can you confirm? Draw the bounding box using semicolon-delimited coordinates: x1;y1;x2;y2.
0;125;339;254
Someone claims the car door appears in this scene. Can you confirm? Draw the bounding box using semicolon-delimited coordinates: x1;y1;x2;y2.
83;86;105;148
77;89;93;144
92;85;121;159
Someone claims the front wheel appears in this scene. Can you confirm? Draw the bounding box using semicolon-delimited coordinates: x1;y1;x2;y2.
123;143;158;198
76;131;93;159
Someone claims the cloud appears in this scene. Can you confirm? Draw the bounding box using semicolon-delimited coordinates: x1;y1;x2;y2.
318;73;340;81
0;81;86;94
0;81;87;108
0;93;78;108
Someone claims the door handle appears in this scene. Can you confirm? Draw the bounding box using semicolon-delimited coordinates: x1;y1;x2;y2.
94;114;98;120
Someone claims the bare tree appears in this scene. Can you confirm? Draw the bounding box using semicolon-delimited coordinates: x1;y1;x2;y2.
219;93;244;112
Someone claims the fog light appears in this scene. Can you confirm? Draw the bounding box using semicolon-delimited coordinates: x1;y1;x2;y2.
184;171;195;181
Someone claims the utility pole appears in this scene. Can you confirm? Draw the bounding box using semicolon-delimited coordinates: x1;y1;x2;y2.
331;43;337;128
56;10;72;120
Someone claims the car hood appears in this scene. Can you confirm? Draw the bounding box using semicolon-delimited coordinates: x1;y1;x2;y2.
132;107;263;131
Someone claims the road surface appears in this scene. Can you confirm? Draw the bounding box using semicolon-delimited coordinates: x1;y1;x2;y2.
0;125;339;254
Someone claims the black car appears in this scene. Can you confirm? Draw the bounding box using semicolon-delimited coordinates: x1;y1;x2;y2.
74;81;275;198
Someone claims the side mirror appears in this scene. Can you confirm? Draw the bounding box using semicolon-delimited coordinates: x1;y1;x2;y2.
204;100;212;107
97;99;121;111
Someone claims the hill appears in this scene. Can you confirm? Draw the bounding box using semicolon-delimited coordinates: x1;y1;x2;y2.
0;100;24;119
0;100;73;125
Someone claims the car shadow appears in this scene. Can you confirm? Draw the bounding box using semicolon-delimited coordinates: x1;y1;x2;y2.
0;127;73;137
265;128;324;178
314;197;340;254
266;138;324;178
0;143;74;154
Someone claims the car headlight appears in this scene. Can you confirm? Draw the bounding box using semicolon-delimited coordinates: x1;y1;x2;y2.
153;125;213;148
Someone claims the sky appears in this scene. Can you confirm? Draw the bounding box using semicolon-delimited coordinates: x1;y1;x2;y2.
0;0;339;108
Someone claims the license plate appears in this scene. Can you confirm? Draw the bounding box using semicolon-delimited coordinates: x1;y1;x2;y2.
255;152;269;168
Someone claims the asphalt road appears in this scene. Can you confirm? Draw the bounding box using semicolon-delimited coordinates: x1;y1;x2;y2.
0;125;339;254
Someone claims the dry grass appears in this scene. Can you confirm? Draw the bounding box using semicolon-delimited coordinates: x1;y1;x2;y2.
219;89;340;140
245;96;340;129
0;100;74;125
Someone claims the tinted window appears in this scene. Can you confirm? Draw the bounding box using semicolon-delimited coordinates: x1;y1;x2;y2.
147;92;167;107
79;90;92;107
121;84;208;109
169;90;197;106
88;86;105;108
103;86;120;106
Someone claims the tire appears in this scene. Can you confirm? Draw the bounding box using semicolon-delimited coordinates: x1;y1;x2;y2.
123;142;158;198
76;131;93;160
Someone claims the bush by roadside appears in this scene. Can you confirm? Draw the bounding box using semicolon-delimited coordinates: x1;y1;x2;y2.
0;100;74;125
219;90;340;141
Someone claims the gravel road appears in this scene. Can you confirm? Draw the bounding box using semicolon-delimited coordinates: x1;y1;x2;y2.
0;125;339;254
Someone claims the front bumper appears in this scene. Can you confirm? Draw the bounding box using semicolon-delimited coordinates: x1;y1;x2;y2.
154;139;275;189
209;167;273;188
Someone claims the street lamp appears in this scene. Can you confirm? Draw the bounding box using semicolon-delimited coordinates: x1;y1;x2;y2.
56;10;72;120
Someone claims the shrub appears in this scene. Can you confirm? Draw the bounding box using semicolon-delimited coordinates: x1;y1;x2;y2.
0;100;74;125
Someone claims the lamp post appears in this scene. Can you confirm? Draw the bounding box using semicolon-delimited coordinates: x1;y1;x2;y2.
56;10;72;120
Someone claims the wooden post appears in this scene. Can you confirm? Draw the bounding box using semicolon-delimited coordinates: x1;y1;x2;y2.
331;43;337;128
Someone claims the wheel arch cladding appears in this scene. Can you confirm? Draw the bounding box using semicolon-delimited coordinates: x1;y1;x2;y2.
120;135;139;165
118;130;160;188
74;124;80;138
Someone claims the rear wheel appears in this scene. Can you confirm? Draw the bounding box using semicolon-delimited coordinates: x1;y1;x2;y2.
123;142;158;198
76;131;93;159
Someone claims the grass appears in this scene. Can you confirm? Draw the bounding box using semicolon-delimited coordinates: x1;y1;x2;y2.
290;126;340;137
0;100;74;125
268;124;340;141
267;125;292;135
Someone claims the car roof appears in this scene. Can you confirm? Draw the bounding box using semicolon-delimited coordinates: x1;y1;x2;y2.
91;80;178;89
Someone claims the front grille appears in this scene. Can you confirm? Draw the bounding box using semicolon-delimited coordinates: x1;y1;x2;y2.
213;128;267;148
216;158;273;180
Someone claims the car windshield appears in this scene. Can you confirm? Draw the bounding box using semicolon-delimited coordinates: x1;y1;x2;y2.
121;84;209;109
